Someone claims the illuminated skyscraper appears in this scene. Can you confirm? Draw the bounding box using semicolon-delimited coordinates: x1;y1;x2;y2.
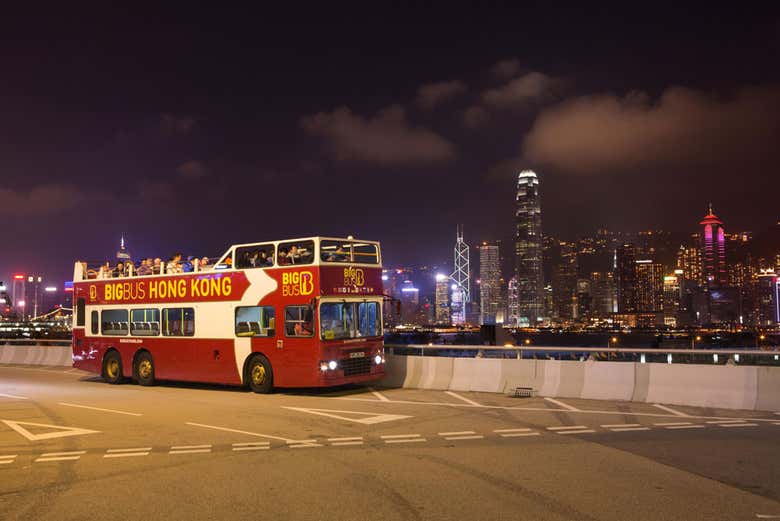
755;270;779;327
676;243;703;286
478;241;501;325
700;204;727;288
507;277;519;326
434;274;450;324
635;260;664;312
515;170;543;326
616;244;637;313
116;235;131;261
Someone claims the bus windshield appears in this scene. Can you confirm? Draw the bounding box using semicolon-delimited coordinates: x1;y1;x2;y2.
320;301;380;340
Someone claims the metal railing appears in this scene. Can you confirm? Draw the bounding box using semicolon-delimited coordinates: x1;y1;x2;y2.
386;344;780;366
0;339;72;346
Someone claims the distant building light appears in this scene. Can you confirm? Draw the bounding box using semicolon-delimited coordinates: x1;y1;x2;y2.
17;300;25;307
381;275;388;281
0;285;5;292
44;286;57;292
435;273;447;282
13;274;24;280
635;259;652;264
401;288;419;293
27;276;34;283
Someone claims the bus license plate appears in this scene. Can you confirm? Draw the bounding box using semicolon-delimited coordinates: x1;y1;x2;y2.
349;352;365;359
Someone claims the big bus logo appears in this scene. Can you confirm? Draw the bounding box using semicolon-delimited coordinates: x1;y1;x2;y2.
89;285;97;300
343;267;365;287
282;270;314;297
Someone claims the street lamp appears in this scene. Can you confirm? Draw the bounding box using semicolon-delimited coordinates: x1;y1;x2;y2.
691;335;702;350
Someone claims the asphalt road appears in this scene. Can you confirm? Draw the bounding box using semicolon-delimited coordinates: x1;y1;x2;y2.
1;364;779;521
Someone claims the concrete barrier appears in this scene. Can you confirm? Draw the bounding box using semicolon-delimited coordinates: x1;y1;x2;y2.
381;355;780;412
0;344;72;367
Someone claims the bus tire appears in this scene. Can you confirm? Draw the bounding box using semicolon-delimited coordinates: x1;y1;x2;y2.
134;352;156;387
102;350;124;384
246;355;273;394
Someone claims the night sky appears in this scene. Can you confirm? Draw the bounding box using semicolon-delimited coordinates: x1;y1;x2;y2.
2;5;779;285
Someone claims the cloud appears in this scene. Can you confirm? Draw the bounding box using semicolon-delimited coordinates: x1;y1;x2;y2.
491;58;522;79
522;85;780;174
176;160;208;179
481;72;559;109
416;80;467;110
301;105;456;165
462;105;490;128
0;184;99;216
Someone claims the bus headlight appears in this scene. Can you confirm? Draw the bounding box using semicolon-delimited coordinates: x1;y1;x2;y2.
328;360;338;371
374;354;383;365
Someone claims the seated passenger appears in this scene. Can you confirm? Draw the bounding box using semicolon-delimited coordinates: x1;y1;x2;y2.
152;258;162;274
136;259;152;276
112;261;125;278
278;248;291;265
166;253;182;274
258;250;269;266
199;257;211;271
97;262;111;279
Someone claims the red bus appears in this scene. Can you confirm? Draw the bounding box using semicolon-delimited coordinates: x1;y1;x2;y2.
71;237;385;392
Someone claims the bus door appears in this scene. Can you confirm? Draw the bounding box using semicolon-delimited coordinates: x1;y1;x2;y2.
278;302;317;380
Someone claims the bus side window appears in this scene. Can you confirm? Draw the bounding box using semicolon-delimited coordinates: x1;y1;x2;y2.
90;311;99;335
76;298;86;327
235;306;275;337
285;305;313;337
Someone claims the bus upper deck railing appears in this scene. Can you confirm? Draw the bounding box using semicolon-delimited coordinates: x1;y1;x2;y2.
385;344;780;366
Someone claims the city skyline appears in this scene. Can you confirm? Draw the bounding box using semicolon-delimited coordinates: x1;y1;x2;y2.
2;5;780;285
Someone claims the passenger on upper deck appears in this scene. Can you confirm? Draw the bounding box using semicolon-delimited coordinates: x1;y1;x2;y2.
152;258;162;275
166;253;182;274
136;259;152;276
199;257;211;271
112;261;125;278
278;248;291;266
182;256;195;273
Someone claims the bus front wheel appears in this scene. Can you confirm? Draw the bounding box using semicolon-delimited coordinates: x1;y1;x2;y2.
102;351;124;384
134;352;156;386
247;355;273;394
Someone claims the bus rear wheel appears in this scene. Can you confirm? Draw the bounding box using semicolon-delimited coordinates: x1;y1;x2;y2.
134;352;156;386
247;355;273;394
102;351;124;384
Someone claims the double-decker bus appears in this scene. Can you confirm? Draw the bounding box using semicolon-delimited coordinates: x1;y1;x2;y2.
71;237;385;392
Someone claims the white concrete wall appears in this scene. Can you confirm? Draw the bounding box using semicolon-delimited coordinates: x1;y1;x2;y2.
0;344;72;367
381;354;780;412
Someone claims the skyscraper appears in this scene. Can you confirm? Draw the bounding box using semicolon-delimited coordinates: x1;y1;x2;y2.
478;241;501;325
635;260;664;312
450;226;470;325
616;244;637;313
507;277;519;326
700;204;727;288
515;170;543;326
434;274;450;325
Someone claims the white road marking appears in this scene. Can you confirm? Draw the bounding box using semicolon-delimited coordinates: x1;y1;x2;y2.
654;422;691;426
185;422;298;443
289;443;323;448
601;423;641;428
544;397;580;412
381;434;421;439
0;393;28;399
666;425;705;430
547;425;588;431
756;514;780;519
281;407;411;425
335;396;780;423
444;391;481;407
107;447;152;453
171;445;212;450
706;420;748;424
610;427;651;432
104;452;149;458
368;387;390;402
556;430;596;435
438;431;476;436
331;441;363;446
652;404;689;416
1;419;100;441
499;432;541;437
493;428;533;433
232;442;270;451
58;402;142;416
0;455;17;464
384;438;426;444
327;437;363;442
444;435;484;441
719;423;758;428
170;449;211;454
35;451;86;462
